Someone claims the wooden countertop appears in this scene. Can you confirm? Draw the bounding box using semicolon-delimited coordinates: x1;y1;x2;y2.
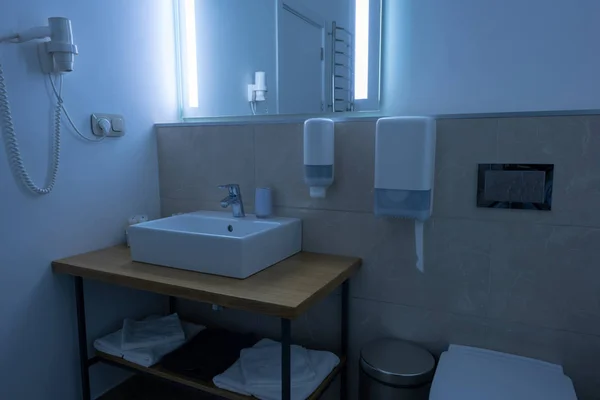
52;246;361;319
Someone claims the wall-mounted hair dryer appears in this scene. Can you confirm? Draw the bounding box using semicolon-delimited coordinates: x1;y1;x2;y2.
0;17;80;195
0;17;78;73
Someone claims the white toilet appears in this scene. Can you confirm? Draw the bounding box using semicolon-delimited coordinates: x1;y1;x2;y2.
429;345;578;400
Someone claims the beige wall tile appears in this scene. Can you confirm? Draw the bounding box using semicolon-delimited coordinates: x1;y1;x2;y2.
274;207;411;257
326;121;375;212
254;121;375;212
485;320;566;365
488;223;600;335
495;116;584;226
433;118;500;220
496;117;552;163
156;126;195;200
351;216;493;317
160;197;246;217
254;123;307;207
157;125;255;205
157;115;600;398
539;115;600;227
351;297;489;357
485;320;600;400
276;207;492;316
434;115;600;228
497;116;588;163
348;298;488;400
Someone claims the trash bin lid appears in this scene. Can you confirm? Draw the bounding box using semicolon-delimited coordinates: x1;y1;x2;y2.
360;339;435;387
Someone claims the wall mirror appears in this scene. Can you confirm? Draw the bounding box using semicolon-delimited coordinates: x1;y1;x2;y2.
175;0;381;119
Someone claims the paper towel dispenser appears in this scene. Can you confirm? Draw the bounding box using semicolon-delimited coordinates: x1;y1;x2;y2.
374;116;436;272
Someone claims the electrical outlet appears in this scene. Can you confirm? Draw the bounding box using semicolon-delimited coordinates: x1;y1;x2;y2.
91;113;126;137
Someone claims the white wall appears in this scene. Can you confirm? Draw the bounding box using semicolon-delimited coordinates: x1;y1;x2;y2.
0;1;177;398
382;0;600;115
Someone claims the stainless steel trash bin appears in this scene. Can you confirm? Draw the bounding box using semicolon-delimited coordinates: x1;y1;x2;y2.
359;339;436;400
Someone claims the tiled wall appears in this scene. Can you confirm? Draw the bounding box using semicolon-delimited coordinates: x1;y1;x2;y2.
156;115;600;400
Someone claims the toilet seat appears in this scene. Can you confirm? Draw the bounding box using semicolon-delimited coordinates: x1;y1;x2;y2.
429;345;578;400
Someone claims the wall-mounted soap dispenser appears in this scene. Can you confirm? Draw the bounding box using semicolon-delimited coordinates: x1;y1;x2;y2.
374;116;436;272
248;71;267;115
304;118;334;198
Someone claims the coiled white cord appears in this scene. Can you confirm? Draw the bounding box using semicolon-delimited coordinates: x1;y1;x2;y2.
48;75;105;143
0;61;61;195
0;54;105;194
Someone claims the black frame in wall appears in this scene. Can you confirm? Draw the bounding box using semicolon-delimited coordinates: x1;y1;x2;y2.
476;163;554;210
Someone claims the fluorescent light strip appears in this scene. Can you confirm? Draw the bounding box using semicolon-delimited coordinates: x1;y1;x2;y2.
184;0;199;108
354;0;369;100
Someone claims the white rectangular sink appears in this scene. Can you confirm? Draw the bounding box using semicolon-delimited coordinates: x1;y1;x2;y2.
128;211;302;278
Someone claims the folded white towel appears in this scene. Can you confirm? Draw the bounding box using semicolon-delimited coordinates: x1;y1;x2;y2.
214;339;340;400
241;342;315;388
94;319;204;367
121;313;185;350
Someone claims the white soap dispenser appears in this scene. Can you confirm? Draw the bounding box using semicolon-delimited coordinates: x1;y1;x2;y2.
374;116;436;272
304;118;334;198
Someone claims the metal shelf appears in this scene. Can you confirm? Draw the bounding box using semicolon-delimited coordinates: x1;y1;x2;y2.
97;351;346;400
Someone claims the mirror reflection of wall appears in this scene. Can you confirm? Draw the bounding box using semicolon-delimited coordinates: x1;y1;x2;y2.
175;0;381;119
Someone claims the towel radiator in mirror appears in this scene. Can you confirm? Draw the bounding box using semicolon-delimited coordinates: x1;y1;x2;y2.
329;22;354;113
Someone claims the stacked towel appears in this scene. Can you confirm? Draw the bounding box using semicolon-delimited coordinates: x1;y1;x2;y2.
94;315;204;367
213;339;339;400
240;344;316;389
121;313;185;350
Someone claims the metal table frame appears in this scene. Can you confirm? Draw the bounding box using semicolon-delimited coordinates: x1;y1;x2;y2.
73;277;350;400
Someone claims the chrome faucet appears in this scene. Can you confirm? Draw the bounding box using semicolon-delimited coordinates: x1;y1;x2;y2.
219;184;245;217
